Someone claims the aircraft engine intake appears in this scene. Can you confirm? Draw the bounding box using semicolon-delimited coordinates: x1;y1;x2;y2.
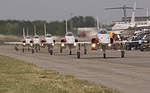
30;40;34;47
75;39;78;42
40;39;46;47
61;38;66;48
91;37;98;50
22;40;26;46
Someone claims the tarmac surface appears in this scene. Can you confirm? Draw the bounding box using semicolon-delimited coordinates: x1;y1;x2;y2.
0;45;150;93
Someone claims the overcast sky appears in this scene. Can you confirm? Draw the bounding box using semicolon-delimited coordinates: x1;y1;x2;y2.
0;0;149;23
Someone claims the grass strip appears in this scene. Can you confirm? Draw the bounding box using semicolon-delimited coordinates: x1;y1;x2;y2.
0;55;120;93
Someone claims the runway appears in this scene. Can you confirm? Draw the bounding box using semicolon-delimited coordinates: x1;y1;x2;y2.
0;45;150;93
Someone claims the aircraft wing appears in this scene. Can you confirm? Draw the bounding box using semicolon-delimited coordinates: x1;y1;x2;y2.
4;42;22;45
105;7;123;10
105;7;143;10
55;42;61;44
55;42;91;45
54;41;91;46
136;26;150;29
78;42;91;45
114;40;139;44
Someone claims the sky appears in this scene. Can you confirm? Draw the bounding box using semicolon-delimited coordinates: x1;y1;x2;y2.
0;0;149;23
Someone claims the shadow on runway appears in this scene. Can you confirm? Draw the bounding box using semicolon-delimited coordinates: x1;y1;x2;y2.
55;53;77;56
80;56;122;60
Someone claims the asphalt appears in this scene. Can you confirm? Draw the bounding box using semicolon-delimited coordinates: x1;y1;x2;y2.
0;40;4;45
0;45;150;93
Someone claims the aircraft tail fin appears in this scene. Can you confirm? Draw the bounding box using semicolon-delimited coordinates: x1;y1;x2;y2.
26;28;29;36
146;8;149;22
130;1;136;27
97;12;100;32
100;20;102;29
65;20;68;33
23;28;25;39
44;23;47;36
34;25;37;35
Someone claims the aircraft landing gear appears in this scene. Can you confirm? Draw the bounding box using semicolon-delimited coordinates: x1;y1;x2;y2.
121;51;125;58
32;49;34;54
22;47;24;53
35;45;38;52
38;46;40;51
84;44;87;55
69;48;72;55
84;45;87;55
15;46;18;51
77;51;80;59
48;49;53;55
84;49;87;55
120;43;125;58
50;50;53;55
102;46;106;59
48;46;53;55
60;48;63;53
103;53;106;59
77;44;81;59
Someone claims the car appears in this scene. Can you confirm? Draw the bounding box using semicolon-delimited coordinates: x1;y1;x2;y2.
140;37;150;52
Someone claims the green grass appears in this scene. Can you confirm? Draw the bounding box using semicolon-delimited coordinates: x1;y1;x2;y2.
0;35;21;42
0;55;120;93
2;36;21;42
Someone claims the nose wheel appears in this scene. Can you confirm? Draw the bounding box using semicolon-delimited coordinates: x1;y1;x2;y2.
120;43;125;58
48;47;53;55
38;46;40;51
32;49;34;54
77;51;80;59
84;45;87;55
35;45;38;52
69;48;72;55
15;46;18;51
70;50;72;55
49;50;53;55
102;46;106;59
50;50;53;55
103;53;106;59
121;51;125;58
22;47;24;53
84;49;87;55
77;44;81;59
60;48;63;53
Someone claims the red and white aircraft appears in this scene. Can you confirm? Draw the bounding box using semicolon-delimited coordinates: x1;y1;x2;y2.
77;13;125;59
24;28;32;51
30;25;41;53
59;20;78;55
30;24;55;54
5;28;32;52
40;23;55;55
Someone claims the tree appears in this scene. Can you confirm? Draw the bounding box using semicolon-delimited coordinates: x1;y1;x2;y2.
0;16;96;36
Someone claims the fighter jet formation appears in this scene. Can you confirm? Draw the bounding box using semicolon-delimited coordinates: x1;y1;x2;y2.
4;15;126;59
4;1;150;59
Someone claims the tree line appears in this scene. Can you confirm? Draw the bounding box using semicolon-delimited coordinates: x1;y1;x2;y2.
0;16;95;36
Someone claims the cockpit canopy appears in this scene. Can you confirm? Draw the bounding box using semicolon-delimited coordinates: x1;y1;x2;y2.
33;35;39;38
65;32;74;36
46;34;52;38
98;29;108;34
